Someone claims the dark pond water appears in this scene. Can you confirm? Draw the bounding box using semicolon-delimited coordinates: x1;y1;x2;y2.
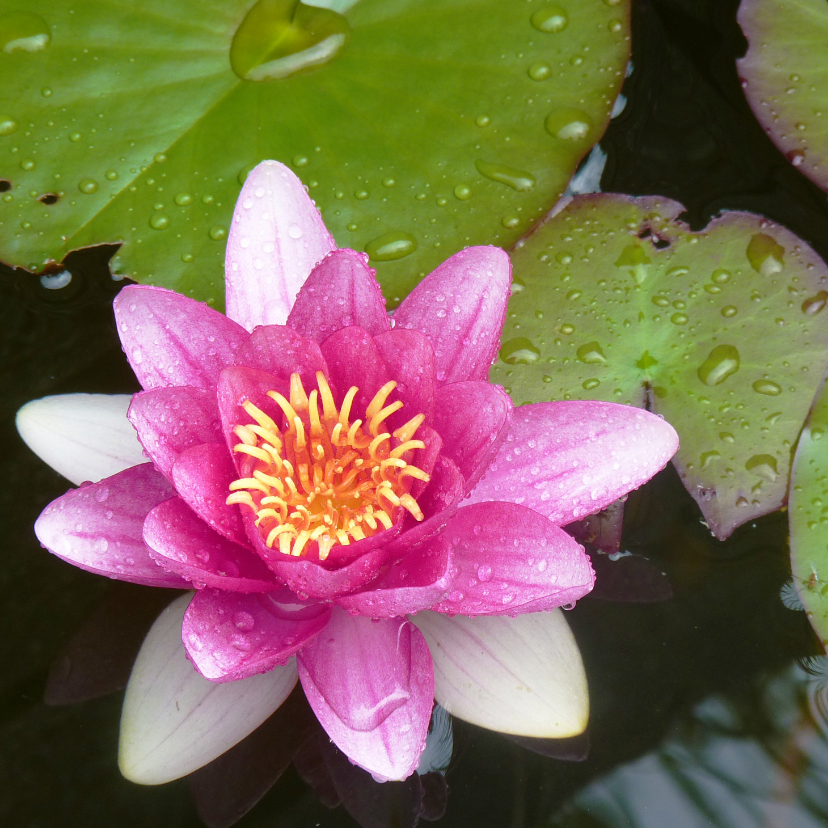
3;1;828;826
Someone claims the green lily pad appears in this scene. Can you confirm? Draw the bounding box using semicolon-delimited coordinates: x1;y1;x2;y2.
737;0;828;192
493;194;828;539
0;0;630;308
790;384;828;649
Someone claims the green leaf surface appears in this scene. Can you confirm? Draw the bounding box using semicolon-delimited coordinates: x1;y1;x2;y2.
0;0;630;308
789;381;828;649
737;0;828;192
493;194;828;539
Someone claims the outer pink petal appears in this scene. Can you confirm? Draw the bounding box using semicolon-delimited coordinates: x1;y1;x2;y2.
319;326;391;417
287;249;390;342
216;366;289;462
373;329;436;431
34;464;188;588
432;381;512;491
114;285;248;391
336;537;452;618
143;497;279;593
298;610;434;781
392;246;511;385
183;589;331;682
465;401;679;525
171;443;248;547
225;160;336;329
232;325;329;390
431;502;594;616
128;388;223;480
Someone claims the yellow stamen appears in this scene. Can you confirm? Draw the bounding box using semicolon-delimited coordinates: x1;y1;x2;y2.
228;371;429;560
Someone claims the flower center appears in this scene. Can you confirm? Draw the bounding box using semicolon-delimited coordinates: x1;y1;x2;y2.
226;371;429;561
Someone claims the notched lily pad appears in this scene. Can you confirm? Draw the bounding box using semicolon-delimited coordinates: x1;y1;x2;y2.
738;0;828;192
0;0;631;308
790;381;828;649
493;194;828;539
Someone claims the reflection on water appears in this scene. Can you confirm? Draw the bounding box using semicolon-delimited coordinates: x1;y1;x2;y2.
562;659;828;828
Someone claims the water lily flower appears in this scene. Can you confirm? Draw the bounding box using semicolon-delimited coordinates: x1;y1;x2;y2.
18;161;679;787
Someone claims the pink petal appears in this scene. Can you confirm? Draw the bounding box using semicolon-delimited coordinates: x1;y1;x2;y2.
465;401;679;525
432;381;512;491
263;541;402;600
298;610;434;781
34;464;187;588
409;424;442;500
287;248;389;341
143;497;279;593
373;329;436;431
392;246;511;385
319;326;391;418
232;325;329;390
216;366;289;459
225;160;336;329
114;285;248;391
183;589;331;682
128;388;223;480
431;502;594;616
388;455;465;554
336;537;452;618
171;443;248;547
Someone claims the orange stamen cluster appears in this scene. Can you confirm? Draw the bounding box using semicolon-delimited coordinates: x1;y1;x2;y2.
226;371;430;561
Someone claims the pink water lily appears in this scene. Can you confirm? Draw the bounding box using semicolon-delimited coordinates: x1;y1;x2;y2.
19;161;679;785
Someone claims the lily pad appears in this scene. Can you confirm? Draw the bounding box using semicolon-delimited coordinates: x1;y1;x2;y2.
493;194;828;539
0;0;630;308
737;0;828;192
789;382;828;649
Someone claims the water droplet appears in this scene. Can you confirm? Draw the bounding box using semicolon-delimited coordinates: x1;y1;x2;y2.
576;341;607;364
786;149;806;167
701;450;720;467
747;233;785;276
802;290;828;315
181;252;194;263
651;295;670;308
454;184;472;200
614;243;650;283
153;152;167;164
174;192;193;206
20;158;35;171
478;565;493;582
560;323;575;335
475;160;535;192
752;379;781;396
530;6;568;33
746;454;778;482
502;215;520;229
293;154;308;167
582;378;600;390
500;337;540;364
149;213;170;230
697;344;740;386
545;108;592;141
475;115;491;127
528;61;552;81
381;176;395;187
0;117;18;136
78;178;98;194
721;306;737;318
41;86;51;97
0;11;50;53
288;224;303;239
230;0;350;81
635;350;658;371
104;169;119;181
354;189;369;200
670;312;688;325
209;225;227;241
233;611;256;631
69;131;82;142
365;231;417;262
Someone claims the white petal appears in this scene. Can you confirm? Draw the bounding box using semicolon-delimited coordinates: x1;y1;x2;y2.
16;394;145;485
225;160;335;329
119;594;298;785
412;610;589;738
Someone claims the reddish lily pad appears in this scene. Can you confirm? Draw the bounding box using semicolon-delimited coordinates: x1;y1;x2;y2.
789;381;828;649
493;194;828;539
737;0;828;192
0;0;630;308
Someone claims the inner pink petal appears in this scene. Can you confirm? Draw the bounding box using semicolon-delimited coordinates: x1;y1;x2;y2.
233;325;329;390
